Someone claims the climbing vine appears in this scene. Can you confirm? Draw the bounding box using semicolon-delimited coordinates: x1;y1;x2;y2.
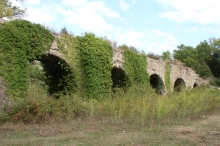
165;62;171;93
57;34;83;96
76;33;113;99
122;47;149;91
0;20;54;98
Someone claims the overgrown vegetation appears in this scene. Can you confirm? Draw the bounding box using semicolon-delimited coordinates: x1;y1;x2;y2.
173;39;220;79
0;18;220;131
0;19;54;98
119;45;149;92
165;62;171;93
1;84;219;126
76;33;113;99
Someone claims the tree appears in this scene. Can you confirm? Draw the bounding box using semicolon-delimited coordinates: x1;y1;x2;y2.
209;37;220;49
0;0;26;19
161;51;172;61
118;44;129;51
60;27;69;35
208;49;220;77
173;43;213;77
196;40;214;63
147;52;160;60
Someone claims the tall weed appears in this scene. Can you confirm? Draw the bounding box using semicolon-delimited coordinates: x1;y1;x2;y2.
1;84;220;125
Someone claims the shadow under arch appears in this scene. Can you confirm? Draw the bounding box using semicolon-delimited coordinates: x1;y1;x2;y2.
111;67;128;92
38;54;76;98
150;74;166;94
193;82;198;88
174;78;186;92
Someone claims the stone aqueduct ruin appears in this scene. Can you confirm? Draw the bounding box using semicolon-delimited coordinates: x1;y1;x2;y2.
113;48;204;93
47;40;204;93
0;40;205;106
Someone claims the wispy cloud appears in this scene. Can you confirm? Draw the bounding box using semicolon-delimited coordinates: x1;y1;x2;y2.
58;0;120;33
157;0;220;25
119;0;136;11
114;28;145;49
19;0;120;33
145;30;178;54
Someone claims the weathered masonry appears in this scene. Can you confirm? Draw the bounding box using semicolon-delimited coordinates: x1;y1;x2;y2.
112;49;205;93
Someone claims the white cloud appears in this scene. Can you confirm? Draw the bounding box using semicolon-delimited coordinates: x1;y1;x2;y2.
24;0;41;6
58;0;120;33
119;0;136;11
24;6;56;24
157;0;220;25
62;0;87;7
10;0;22;7
109;29;178;54
114;28;145;49
19;0;119;34
120;0;129;11
145;30;178;54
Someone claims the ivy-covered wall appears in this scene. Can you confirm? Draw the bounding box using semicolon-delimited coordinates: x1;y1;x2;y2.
76;33;113;99
123;49;149;90
165;63;171;93
0;20;54;98
1;20;197;100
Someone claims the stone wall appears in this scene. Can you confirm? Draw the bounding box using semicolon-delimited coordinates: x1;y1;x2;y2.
0;77;10;109
112;49;124;69
169;64;199;91
147;57;166;84
146;57;203;92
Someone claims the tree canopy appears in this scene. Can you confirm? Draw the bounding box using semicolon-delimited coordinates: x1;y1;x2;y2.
172;38;220;79
0;0;25;19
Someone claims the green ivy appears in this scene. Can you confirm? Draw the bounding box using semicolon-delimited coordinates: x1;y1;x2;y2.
76;33;113;99
0;19;54;98
123;49;149;90
165;62;171;93
57;34;84;96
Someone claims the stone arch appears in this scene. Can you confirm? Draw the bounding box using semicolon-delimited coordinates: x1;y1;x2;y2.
37;54;75;98
174;78;186;92
150;74;166;94
193;82;198;88
111;67;127;92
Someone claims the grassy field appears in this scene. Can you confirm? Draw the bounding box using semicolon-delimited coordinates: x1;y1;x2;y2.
0;84;220;145
0;112;220;146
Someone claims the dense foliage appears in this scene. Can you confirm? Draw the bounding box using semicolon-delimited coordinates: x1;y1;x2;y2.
76;33;113;99
119;45;149;91
57;34;83;96
0;19;54;98
173;39;220;78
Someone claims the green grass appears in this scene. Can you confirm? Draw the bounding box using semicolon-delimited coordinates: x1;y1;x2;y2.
1;113;220;145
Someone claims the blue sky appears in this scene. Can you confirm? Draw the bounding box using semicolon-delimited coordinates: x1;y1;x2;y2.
12;0;220;55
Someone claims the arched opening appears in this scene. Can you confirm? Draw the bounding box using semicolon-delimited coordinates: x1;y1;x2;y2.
150;74;166;94
34;54;75;98
174;78;186;92
111;67;128;92
193;83;198;88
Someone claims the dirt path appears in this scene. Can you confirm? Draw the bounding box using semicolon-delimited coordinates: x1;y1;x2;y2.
0;113;220;146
